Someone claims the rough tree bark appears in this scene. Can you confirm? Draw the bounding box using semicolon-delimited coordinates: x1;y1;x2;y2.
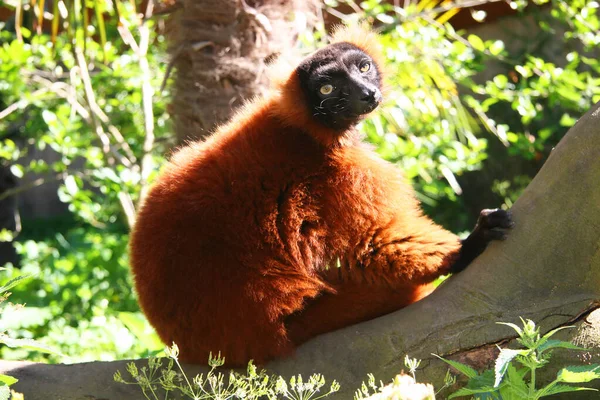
166;0;313;142
2;100;599;399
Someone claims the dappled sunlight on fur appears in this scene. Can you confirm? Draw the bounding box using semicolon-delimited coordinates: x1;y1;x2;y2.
130;26;468;366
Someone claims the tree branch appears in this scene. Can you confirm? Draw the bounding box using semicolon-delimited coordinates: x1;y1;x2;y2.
0;89;48;120
74;48;137;228
29;75;138;170
137;0;156;201
0;173;66;202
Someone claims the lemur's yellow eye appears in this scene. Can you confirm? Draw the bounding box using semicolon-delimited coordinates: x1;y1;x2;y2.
360;62;371;73
319;84;334;95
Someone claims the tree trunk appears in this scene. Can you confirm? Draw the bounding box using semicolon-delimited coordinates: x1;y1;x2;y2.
167;0;313;142
3;101;599;399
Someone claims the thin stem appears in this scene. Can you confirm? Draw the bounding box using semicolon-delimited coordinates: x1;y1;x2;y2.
0;89;48;120
15;0;23;41
530;365;536;398
140;386;155;400
174;358;197;399
326;7;351;21
115;0;156;203
0;173;65;202
74;47;113;159
30;75;138;169
137;2;156;201
145;373;160;400
118;191;137;229
73;48;137;228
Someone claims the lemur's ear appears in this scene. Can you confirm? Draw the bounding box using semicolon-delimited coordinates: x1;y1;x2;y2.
330;24;386;81
296;61;310;79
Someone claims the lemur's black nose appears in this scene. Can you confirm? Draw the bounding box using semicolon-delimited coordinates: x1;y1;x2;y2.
360;90;375;102
360;88;382;104
352;86;382;115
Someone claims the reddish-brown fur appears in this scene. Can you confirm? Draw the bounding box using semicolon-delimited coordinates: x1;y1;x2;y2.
130;27;461;366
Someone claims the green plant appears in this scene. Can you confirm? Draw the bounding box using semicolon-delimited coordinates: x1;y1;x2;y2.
115;344;340;400
0;0;167;361
436;318;600;399
0;275;24;400
0;271;60;399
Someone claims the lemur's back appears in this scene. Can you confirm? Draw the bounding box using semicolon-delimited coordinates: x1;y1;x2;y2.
130;104;334;365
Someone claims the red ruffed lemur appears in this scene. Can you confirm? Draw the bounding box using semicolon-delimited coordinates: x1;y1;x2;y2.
130;26;512;366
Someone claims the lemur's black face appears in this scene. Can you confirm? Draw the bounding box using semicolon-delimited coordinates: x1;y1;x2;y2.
297;42;382;131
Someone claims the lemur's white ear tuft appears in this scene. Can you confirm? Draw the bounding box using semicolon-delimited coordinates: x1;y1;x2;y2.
266;51;300;91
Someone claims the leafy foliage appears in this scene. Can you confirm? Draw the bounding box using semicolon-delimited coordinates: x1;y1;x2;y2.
436;318;600;399
0;271;52;399
0;221;162;361
115;344;340;400
0;0;166;361
0;272;27;396
328;0;600;230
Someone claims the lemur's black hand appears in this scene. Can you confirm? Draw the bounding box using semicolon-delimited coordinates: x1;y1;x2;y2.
450;208;513;273
474;208;514;240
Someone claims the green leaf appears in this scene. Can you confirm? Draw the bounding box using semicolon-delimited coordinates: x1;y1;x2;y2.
448;386;497;399
515;65;532;78
467;35;485;52
493;75;508;88
447;388;476;399
538;128;553;140
497;322;523;336
0;374;17;386
118;312;163;351
41;109;57;125
538;339;587;353
556;87;582;103
499;364;528;399
557;365;600;383
538;383;597;397
0;230;14;243
433;354;478;379
488;40;504;56
541;325;575;341
0;274;32;294
0;335;64;356
495;348;529;387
